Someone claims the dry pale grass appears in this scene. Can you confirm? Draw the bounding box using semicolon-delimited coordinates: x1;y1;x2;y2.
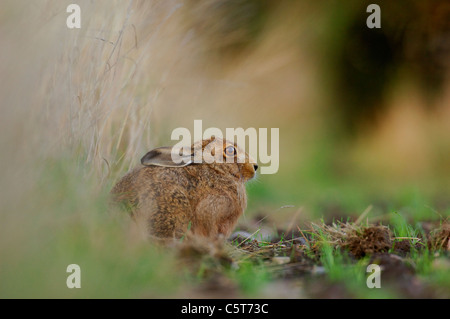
428;220;450;251
0;0;325;188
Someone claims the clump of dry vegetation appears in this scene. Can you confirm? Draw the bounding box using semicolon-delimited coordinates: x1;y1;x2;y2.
306;223;393;258
428;220;450;251
344;226;392;258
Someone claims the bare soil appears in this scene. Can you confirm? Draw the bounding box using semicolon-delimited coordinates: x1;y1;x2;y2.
175;218;450;298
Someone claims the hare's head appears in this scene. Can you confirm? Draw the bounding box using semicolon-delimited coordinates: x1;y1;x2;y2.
141;137;258;181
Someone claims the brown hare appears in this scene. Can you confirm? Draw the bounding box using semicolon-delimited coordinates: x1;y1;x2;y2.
111;137;258;240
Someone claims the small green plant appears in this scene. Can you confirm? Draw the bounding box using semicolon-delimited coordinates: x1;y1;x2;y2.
390;211;424;250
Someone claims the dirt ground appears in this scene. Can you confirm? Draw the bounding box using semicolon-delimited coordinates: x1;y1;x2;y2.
173;217;450;299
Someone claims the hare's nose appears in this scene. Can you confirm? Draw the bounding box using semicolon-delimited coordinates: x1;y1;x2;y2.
253;164;259;171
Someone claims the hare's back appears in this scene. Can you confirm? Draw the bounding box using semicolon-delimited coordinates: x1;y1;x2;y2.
135;166;194;238
110;167;142;205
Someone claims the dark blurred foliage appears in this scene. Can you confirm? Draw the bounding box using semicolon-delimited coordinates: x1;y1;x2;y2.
330;0;450;135
184;0;450;136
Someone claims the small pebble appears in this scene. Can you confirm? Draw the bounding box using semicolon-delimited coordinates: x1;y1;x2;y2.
272;256;291;265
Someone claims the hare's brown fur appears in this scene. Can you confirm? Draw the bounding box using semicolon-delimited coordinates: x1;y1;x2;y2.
111;138;256;240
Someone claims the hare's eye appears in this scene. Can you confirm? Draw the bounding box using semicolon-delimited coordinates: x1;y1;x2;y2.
224;146;237;157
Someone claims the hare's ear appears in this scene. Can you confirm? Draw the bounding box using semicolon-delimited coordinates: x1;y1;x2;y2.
141;147;192;167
